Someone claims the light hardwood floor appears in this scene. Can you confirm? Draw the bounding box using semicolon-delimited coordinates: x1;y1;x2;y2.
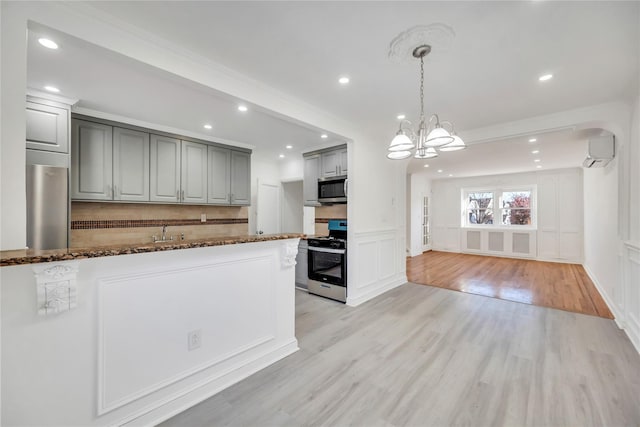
160;285;640;426
407;251;613;319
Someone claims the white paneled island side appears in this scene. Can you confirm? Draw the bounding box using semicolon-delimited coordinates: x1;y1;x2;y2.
1;236;300;426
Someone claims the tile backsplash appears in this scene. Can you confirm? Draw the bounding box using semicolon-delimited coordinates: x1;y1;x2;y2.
71;202;248;248
314;204;347;236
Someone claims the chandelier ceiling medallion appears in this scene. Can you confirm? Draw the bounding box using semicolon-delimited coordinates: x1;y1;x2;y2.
386;24;466;160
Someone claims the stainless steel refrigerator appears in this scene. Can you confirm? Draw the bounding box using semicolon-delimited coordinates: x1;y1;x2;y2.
26;163;69;250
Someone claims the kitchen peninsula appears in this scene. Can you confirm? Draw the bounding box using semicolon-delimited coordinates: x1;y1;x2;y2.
0;234;301;426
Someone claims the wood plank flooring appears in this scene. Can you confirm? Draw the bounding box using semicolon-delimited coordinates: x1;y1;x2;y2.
160;285;640;426
407;251;613;319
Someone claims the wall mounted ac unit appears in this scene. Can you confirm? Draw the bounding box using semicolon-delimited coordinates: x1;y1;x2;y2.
583;135;615;168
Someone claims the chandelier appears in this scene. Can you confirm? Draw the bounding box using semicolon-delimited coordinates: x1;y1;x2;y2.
387;44;465;160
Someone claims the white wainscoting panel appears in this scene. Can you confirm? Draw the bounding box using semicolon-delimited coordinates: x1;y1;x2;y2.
488;231;504;253
559;232;583;261
379;237;396;280
624;242;640;354
348;229;406;307
537;229;558;259
461;228;536;259
512;232;530;255
467;230;481;251
355;240;379;289
98;255;276;414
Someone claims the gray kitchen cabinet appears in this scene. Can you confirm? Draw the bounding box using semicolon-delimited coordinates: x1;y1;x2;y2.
230;150;251;205
303;153;321;206
320;145;348;178
207;146;231;204
150;134;181;203
113;127;150;202
339;147;348;175
181;141;208;204
71;119;113;200
72;121;150;202
295;239;308;289
26;100;69;154
208;147;251;205
71;115;252;206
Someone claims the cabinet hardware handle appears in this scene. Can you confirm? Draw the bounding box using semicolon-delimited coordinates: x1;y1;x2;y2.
114;185;118;199
181;190;185;201
176;190;180;201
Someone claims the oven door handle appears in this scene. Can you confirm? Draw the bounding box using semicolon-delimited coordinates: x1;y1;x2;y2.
308;247;346;254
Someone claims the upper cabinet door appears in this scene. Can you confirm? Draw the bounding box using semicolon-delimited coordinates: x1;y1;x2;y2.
303;154;321;206
230;151;251;205
113;127;150;202
150;134;181;203
26;101;69;153
207;146;231;204
181;141;208;204
320;150;340;178
71;119;113;200
339;147;348;175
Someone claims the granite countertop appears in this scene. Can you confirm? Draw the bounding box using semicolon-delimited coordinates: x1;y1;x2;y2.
0;233;305;267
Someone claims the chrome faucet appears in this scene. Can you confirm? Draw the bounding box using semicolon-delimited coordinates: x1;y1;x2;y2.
153;225;174;243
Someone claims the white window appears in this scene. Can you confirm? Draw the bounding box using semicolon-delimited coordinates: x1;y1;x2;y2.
463;187;535;227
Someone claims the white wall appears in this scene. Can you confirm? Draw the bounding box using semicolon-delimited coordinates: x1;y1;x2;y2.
630;95;640;243
0;2;28;251
583;160;620;300
346;139;408;307
281;181;303;233
407;172;432;257
279;156;304;181
431;168;584;263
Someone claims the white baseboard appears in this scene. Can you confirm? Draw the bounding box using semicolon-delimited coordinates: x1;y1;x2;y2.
625;316;640;356
582;264;640;356
120;340;299;427
346;275;407;307
582;264;623;327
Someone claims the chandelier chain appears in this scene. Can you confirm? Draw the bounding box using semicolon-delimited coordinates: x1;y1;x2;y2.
419;56;425;121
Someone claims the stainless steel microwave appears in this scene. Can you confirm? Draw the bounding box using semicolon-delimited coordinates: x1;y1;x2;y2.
318;175;347;204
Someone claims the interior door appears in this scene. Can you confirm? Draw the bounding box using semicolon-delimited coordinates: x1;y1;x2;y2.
256;180;280;235
422;195;431;251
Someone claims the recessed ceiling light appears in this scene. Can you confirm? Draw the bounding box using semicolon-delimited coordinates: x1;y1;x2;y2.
423;164;429;168
321;134;328;139
529;138;537;143
538;74;553;82
203;124;212;130
531;149;540;154
536;165;542;169
397;114;406;120
338;76;350;85
448;174;453;177
534;159;541;163
238;105;248;112
437;169;443;173
279;154;285;158
285;145;293;149
44;86;60;93
38;38;58;49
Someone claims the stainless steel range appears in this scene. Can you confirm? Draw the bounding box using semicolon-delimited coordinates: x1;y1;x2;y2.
307;220;347;303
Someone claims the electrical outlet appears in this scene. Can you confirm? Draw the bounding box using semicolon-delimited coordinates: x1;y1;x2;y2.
200;213;206;223
187;329;202;351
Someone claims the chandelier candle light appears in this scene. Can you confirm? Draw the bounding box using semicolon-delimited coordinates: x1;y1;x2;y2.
387;44;466;160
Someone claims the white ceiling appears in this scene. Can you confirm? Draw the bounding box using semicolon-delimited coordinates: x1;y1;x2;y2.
27;1;639;176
